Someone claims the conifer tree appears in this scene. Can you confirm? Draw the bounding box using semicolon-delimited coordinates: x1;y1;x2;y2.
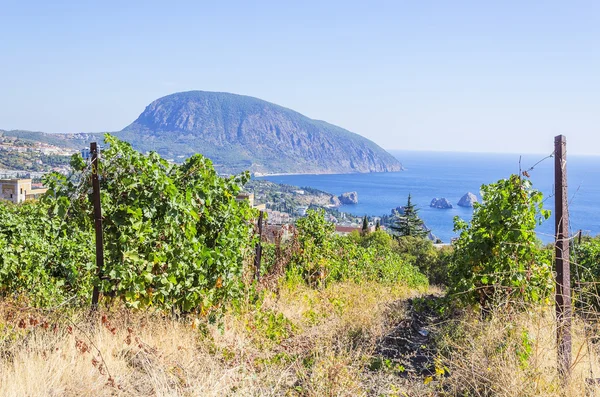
361;215;369;236
390;194;428;238
375;219;381;231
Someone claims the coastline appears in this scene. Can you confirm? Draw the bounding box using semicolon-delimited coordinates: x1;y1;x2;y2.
253;168;405;178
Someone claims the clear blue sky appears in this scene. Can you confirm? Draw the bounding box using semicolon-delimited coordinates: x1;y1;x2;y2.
1;0;598;154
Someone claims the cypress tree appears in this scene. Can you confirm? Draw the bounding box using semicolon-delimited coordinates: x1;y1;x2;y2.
361;215;369;236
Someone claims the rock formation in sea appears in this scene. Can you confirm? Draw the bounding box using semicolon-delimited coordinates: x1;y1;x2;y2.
430;198;453;209
457;192;478;208
339;191;359;204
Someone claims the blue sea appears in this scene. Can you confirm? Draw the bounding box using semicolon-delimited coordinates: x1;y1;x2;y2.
256;151;600;244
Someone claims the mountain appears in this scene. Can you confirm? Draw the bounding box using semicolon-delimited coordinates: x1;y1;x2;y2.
116;91;402;175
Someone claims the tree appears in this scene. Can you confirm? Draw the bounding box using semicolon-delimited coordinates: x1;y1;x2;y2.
390;194;427;238
361;215;369;236
375;219;381;231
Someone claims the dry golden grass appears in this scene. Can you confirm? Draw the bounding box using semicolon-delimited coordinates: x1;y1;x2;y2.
0;281;427;396
3;283;600;396
435;303;600;397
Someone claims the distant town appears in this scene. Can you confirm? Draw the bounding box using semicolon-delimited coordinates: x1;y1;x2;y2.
0;137;382;236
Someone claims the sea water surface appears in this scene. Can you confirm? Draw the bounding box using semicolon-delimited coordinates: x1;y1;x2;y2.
256;151;600;243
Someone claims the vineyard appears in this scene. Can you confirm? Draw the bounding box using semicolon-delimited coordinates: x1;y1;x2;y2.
2;136;600;396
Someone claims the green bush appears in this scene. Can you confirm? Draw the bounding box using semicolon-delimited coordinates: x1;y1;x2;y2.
449;174;553;309
572;236;600;312
293;209;335;285
0;200;94;306
327;236;428;287
290;209;428;289
1;134;257;313
395;236;452;285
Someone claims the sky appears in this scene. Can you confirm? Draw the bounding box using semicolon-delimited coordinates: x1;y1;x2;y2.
1;0;599;154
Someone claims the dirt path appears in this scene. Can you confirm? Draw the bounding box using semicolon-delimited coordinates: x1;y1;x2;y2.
364;294;445;396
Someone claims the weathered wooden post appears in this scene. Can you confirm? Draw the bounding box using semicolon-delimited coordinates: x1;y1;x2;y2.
90;142;105;310
254;211;264;281
554;134;571;381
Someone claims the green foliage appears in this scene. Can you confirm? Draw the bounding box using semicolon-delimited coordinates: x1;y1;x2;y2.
326;236;428;287
358;230;397;251
1;134;257;313
293;209;335;285
351;223;452;286
572;236;600;312
0;200;94;306
449;175;553;308
296;208;335;248
290;211;427;288
389;194;428;238
395;236;453;285
251;309;296;345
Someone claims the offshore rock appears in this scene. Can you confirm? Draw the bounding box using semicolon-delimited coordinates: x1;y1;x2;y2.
339;191;359;205
430;198;453;209
457;192;478;208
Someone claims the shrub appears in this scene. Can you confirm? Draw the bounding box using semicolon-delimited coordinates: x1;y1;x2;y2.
1;135;257;313
290;210;427;289
293;209;335;286
449;174;553;309
0;200;94;306
394;236;453;285
572;236;600;313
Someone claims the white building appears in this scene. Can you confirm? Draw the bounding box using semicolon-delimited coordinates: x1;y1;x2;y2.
0;179;47;203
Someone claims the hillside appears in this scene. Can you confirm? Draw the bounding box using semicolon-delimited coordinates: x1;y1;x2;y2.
0;129;98;150
117;91;402;175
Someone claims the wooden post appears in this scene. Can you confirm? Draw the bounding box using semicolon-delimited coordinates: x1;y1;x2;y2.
254;211;264;281
90;142;105;310
554;134;571;381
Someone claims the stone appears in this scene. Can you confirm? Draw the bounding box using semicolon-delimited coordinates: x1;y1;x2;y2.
457;192;478;207
338;191;359;205
430;198;453;209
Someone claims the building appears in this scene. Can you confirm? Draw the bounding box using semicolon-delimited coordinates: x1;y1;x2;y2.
266;209;291;225
263;224;295;243
236;192;255;207
0;179;48;203
296;206;308;216
334;225;376;236
236;192;266;211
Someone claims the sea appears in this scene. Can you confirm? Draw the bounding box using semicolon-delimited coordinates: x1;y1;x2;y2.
256;150;600;244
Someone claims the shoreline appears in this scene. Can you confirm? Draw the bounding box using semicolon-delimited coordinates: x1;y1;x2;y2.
252;168;405;178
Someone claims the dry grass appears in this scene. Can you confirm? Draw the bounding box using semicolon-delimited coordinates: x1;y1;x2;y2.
3;284;600;396
435;303;600;397
0;281;427;396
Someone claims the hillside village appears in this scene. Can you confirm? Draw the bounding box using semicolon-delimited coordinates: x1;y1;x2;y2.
0;133;75;177
240;180;379;235
0;143;379;235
